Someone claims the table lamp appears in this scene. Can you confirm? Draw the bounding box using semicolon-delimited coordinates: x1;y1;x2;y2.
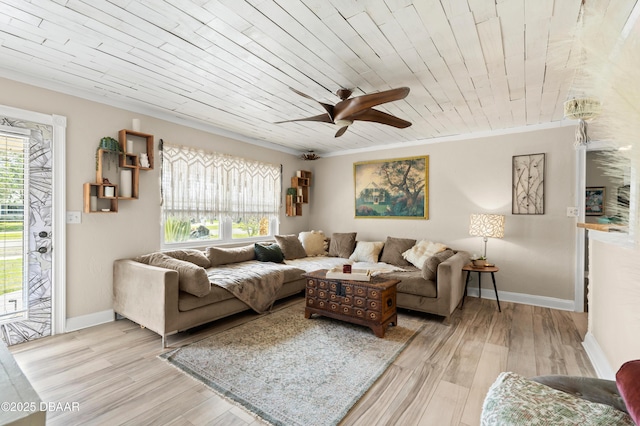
469;213;505;259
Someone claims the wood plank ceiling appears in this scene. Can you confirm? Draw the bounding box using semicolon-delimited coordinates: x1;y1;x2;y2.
0;0;635;155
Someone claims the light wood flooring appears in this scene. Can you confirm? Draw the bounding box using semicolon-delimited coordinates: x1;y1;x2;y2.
9;295;594;425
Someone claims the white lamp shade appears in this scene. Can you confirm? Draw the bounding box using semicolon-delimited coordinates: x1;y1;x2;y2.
469;214;505;238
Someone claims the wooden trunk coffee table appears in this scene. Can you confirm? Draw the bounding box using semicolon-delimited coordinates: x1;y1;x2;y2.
303;269;400;338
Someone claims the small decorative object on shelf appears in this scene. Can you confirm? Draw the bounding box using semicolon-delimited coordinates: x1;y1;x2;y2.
139;153;150;168
96;137;123;171
120;169;133;198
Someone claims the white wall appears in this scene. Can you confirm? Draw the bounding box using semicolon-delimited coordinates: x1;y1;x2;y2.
309;126;578;302
588;238;640;372
0;77;309;321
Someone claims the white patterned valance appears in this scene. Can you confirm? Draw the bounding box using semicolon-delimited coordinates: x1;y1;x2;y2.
161;143;281;222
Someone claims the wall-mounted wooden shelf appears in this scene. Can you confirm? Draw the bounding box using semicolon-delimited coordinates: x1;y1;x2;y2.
119;129;154;170
84;129;154;213
286;170;311;216
577;222;627;232
83;183;118;213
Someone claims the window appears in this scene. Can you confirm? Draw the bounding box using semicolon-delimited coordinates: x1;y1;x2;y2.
161;143;281;245
0;133;28;321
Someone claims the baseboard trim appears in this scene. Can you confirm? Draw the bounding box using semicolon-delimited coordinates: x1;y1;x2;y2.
65;309;114;332
465;288;575;311
582;332;615;380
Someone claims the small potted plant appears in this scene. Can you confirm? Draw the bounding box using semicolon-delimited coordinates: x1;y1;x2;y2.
470;254;487;268
96;136;124;170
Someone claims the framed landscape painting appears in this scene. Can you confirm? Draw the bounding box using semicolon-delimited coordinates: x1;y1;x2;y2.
354;156;428;219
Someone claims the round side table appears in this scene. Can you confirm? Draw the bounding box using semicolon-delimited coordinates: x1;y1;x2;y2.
461;264;501;312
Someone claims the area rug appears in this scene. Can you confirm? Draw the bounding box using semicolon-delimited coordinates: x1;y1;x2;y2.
160;302;425;426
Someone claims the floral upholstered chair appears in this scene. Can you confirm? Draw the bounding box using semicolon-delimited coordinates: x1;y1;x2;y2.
481;360;640;425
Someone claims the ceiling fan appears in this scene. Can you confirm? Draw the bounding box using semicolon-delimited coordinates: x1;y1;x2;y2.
275;87;412;137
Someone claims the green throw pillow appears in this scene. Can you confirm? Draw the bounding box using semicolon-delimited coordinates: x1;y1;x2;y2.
254;243;285;263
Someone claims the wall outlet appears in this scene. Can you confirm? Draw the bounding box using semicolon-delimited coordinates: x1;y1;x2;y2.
66;211;81;224
566;207;579;217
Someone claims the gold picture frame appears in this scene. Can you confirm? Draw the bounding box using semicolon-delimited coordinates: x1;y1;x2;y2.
354;156;428;219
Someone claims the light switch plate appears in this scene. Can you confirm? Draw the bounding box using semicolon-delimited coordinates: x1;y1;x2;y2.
66;211;81;224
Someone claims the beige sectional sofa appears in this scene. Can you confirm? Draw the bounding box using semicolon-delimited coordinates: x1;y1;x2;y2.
113;233;470;347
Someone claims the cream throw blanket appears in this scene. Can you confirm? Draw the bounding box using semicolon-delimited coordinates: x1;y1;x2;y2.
206;261;285;313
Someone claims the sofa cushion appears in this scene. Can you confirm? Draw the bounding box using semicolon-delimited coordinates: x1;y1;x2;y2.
402;240;447;269
617;360;640;424
379;237;416;267
385;269;437;298
423;249;455;281
254;243;285;263
299;230;327;256
349;241;384;263
207;245;255;266
146;253;211;297
178;285;236;312
275;234;308;260
328;232;357;258
162;249;211;268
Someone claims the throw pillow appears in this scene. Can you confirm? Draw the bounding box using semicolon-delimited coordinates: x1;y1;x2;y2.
402;239;447;269
379;236;416;267
146;253;210;297
328;232;357;258
423;249;455;281
617;360;640;424
162;249;211;268
207;245;255;266
299;230;328;256
274;234;308;260
254;243;285;263
349;241;384;263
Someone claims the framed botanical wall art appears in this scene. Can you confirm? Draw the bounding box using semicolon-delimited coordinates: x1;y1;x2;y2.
354;156;428;219
512;153;545;215
586;187;606;216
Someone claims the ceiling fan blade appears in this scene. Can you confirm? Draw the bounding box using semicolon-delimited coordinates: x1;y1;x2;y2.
350;109;412;128
289;87;335;120
274;114;333;124
333;87;410;121
334;126;349;137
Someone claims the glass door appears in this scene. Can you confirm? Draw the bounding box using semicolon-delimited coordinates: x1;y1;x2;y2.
0;120;53;345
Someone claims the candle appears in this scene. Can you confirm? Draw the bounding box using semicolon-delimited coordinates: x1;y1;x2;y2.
120;169;132;198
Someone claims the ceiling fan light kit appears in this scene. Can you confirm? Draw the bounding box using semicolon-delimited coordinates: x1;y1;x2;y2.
276;87;412;137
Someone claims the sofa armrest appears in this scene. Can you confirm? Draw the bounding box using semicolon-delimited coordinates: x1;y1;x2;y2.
113;259;180;340
435;251;471;312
